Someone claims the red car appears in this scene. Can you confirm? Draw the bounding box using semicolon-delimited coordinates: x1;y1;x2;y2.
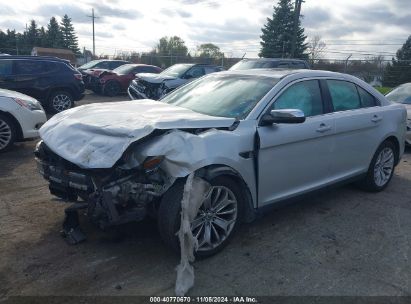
92;64;162;96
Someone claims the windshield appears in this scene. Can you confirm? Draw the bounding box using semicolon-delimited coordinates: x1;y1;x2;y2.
162;74;278;119
230;60;277;71
79;60;101;69
161;64;192;78
113;64;135;75
386;84;411;104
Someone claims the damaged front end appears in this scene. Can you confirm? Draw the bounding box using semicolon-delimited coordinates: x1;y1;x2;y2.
35;140;175;242
128;78;163;100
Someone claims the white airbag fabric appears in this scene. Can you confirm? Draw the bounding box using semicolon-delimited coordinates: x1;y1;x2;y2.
39;100;234;169
175;173;210;296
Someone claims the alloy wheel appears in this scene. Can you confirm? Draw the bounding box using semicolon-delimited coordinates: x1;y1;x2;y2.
52;94;72;112
191;185;238;252
0;119;12;150
373;147;394;187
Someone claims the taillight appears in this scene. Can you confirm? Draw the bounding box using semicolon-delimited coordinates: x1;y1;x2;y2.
74;73;83;80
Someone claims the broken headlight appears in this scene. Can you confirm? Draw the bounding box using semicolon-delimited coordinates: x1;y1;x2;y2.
142;156;164;172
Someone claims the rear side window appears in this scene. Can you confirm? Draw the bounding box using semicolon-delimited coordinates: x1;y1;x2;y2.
272;80;323;117
110;61;126;70
292;62;307;69
357;86;377;107
0;60;12;75
277;62;289;68
135;66;159;73
15;60;45;75
327;80;361;112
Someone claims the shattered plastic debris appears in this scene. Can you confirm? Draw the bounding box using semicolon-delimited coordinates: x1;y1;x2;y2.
175;173;211;296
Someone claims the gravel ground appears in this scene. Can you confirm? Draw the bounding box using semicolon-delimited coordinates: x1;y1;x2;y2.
1;92;410;300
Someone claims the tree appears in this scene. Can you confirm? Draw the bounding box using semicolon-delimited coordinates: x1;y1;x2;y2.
155;36;188;66
259;0;307;59
383;35;411;87
46;17;64;48
196;43;223;59
60;14;80;54
26;20;39;47
307;35;326;64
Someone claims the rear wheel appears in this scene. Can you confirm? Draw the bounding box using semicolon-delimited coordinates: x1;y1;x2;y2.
103;81;121;97
357;140;396;192
48;90;73;113
158;176;243;258
0;114;16;152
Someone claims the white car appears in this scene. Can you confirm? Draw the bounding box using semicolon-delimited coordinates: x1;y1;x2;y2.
36;70;406;256
0;89;47;152
385;82;411;144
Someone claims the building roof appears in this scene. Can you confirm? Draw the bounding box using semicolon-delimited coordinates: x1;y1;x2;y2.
32;47;75;55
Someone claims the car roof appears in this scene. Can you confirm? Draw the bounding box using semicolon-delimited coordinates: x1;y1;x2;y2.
0;55;69;63
240;58;307;63
217;68;359;80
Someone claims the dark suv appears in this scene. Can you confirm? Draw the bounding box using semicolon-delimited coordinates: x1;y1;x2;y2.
0;56;85;113
229;58;310;70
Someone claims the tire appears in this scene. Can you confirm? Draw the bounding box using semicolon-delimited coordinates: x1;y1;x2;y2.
48;90;73;113
0;113;16;152
357;140;397;192
103;81;121;97
158;175;244;258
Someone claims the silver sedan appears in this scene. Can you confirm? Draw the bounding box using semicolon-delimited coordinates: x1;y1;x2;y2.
36;69;407;257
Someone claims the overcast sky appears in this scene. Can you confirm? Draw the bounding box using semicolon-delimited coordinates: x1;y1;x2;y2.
0;0;410;59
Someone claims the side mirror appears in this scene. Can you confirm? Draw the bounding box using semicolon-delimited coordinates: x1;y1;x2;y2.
259;109;306;126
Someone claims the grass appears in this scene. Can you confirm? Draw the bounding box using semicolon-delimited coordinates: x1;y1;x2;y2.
375;87;392;95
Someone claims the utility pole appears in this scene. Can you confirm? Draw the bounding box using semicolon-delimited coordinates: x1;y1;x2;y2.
290;0;303;58
344;54;352;73
87;8;99;57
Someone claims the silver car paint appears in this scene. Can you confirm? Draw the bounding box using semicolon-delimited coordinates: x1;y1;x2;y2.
39;69;407;210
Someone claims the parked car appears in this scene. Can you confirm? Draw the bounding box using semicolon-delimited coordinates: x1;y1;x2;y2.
0;89;46;152
36;69;406;257
0;56;85;113
78;60;130;86
229;58;310;70
78;59;130;73
128;63;223;100
385;82;411;144
90;64;162;96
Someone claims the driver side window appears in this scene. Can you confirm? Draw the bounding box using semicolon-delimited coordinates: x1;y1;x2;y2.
271;80;323;117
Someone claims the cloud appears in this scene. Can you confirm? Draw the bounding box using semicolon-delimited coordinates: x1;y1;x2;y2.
187;18;261;44
301;7;331;28
0;20;25;32
160;8;191;18
0;5;15;16
92;2;142;20
36;4;92;24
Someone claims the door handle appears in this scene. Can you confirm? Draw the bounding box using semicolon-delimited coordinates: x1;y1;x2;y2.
371;115;382;123
316;123;332;133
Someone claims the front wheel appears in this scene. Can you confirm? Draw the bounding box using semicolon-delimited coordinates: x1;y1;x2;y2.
158;176;243;258
48;90;73;113
0;114;16;152
103;81;121;97
357;140;397;192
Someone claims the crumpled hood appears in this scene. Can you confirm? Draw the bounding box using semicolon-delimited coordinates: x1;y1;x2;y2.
39;99;235;169
136;73;176;83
